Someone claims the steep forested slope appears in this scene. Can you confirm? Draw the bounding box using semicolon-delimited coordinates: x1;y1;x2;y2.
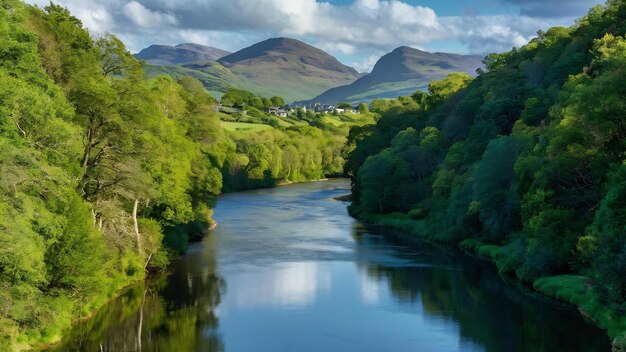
346;1;626;347
0;2;359;350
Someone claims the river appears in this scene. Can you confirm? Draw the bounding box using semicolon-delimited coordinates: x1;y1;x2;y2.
50;179;611;351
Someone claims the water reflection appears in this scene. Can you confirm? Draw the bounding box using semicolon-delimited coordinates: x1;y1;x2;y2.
223;262;332;309
353;230;610;352
49;235;225;352
52;179;611;352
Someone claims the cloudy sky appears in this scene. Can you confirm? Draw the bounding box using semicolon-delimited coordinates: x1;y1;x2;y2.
24;0;605;72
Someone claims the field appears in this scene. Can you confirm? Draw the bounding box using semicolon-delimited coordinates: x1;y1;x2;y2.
221;121;274;132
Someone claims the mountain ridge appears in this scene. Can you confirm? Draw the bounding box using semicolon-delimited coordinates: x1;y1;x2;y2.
143;37;361;102
302;46;484;104
218;37;359;76
135;43;231;65
138;40;483;104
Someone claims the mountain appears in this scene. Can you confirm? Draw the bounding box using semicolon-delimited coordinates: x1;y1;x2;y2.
144;38;361;103
218;37;358;76
135;43;231;65
305;47;484;104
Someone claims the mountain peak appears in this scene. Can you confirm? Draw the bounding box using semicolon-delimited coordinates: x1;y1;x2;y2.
304;48;484;104
135;43;231;65
392;46;423;53
218;37;358;75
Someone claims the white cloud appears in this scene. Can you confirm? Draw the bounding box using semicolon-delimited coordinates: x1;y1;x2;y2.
23;0;601;63
317;42;359;56
352;54;383;73
76;7;115;32
442;15;552;53
122;1;177;28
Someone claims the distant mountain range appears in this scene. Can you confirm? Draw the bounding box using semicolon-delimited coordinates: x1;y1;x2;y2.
302;47;484;105
135;43;231;65
136;39;483;104
140;38;360;102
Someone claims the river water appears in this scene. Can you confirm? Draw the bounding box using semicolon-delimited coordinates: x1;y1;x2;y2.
51;179;610;351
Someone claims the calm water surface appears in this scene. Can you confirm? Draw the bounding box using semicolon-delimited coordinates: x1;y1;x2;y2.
52;179;611;351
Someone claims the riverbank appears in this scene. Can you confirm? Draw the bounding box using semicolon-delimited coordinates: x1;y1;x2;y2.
24;275;142;351
353;212;626;351
49;178;612;351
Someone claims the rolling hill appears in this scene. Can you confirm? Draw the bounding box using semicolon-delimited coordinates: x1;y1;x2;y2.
303;46;484;104
135;43;231;65
141;38;361;103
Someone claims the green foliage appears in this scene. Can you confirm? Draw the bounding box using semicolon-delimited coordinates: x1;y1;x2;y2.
220;88;256;108
270;96;285;107
0;1;242;349
427;72;473;105
346;1;626;342
357;102;369;114
591;166;626;313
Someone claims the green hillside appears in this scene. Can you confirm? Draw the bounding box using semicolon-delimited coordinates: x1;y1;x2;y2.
305;47;483;105
346;2;626;348
142;38;361;103
0;3;374;350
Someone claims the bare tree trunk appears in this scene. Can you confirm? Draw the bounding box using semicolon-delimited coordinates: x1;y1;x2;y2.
136;287;148;351
81;115;95;181
133;199;141;254
144;253;153;270
10;112;27;137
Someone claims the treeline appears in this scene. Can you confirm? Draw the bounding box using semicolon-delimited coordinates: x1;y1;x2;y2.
0;2;226;348
220;88;285;109
346;1;626;346
0;1;354;349
222;126;346;192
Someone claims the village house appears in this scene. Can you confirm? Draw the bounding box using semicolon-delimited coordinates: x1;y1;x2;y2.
265;106;289;118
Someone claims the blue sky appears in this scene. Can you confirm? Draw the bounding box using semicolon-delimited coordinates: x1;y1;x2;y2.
26;0;605;72
328;0;515;15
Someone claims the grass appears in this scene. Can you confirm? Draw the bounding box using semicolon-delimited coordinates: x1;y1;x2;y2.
220;121;274;132
271;116;292;127
321;115;344;126
207;90;224;100
534;276;626;349
146;58;359;103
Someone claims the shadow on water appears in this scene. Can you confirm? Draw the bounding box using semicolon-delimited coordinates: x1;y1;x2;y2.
47;234;225;352
353;225;611;352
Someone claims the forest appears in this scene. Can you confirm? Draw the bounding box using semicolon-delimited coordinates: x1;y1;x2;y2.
346;1;626;347
0;1;374;349
2;0;626;349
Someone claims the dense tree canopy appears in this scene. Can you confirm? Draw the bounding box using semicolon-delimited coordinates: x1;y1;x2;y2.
3;0;626;349
347;1;626;346
0;1;373;349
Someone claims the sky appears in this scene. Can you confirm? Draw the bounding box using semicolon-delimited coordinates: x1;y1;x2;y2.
24;0;605;72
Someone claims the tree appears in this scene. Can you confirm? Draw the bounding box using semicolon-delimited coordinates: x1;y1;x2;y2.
591;167;626;312
95;33;141;78
270;96;285;107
